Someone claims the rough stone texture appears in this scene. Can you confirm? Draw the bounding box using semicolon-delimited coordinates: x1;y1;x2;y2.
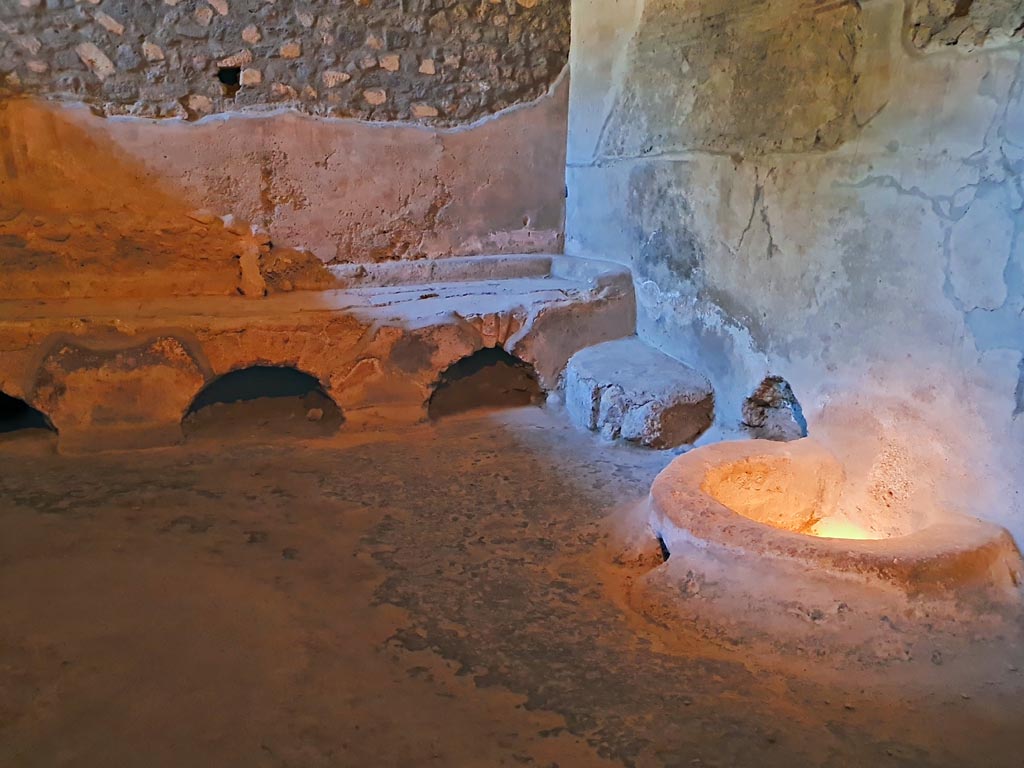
0;99;278;299
908;0;1024;52
565;337;714;448
0;255;636;452
566;0;1024;543
428;347;545;419
742;376;808;443
32;336;209;452
2;410;1023;767
0;0;570;124
596;0;866;156
0;78;568;290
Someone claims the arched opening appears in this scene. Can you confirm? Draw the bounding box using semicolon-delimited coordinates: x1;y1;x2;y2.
183;366;343;439
0;392;56;437
428;347;544;420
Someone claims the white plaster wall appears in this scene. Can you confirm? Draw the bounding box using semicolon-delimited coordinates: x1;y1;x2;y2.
566;0;1024;539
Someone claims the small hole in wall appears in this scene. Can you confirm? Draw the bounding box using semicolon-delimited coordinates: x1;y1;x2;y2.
656;535;671;563
217;66;241;97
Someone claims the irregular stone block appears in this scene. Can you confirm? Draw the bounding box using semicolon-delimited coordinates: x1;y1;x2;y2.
565;338;714;449
742;376;808;443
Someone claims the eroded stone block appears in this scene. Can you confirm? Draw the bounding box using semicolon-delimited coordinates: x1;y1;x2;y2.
565;337;714;449
742;376;808;443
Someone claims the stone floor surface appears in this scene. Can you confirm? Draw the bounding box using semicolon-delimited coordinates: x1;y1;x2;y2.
0;407;1022;768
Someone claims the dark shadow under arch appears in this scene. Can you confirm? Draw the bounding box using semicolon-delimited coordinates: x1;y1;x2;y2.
183;366;343;439
0;392;56;435
428;347;544;420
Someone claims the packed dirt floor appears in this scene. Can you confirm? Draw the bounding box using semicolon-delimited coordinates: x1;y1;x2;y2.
1;406;1022;768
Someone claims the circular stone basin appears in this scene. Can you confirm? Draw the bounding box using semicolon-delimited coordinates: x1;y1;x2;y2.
649;439;1023;595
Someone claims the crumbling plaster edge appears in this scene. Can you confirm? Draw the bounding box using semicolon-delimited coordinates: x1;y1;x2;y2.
13;64;570;136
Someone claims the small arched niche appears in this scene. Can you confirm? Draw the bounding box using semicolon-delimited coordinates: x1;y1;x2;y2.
428;347;544;420
0;392;57;438
183;366;343;439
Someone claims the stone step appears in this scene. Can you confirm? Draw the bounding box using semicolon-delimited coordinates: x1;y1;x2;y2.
565;338;714;449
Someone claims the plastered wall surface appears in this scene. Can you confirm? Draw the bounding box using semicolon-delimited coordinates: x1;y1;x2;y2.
0;1;570;297
566;0;1024;539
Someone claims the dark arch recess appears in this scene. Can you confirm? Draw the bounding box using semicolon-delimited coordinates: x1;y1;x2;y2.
183;366;343;437
428;347;545;420
0;392;56;435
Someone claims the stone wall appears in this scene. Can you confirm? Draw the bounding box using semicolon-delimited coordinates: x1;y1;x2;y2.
566;0;1024;540
0;0;569;124
0;0;570;298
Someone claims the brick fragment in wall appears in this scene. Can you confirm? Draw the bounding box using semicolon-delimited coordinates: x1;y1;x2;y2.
0;0;569;124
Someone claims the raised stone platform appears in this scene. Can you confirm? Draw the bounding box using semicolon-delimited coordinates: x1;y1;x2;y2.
0;255;635;453
565;337;714;448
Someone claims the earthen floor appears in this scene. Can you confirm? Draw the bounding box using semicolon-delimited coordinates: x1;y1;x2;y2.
1;407;1022;768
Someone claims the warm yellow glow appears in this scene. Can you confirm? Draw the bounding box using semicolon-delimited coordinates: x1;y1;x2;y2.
812;519;878;541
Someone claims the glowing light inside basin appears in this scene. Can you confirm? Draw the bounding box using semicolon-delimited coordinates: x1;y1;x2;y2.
810;518;880;541
652;438;1024;603
701;450;899;542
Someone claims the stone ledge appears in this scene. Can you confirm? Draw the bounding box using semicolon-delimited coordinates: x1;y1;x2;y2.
0;255;636;453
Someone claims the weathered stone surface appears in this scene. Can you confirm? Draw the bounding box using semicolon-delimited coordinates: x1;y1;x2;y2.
0;0;569;125
566;0;1024;544
0;99;282;300
0;81;568;290
597;0;865;157
742;376;808;443
648;438;1024;596
908;0;1024;51
5;413;1024;766
0;255;636;452
565;337;714;448
32;335;208;452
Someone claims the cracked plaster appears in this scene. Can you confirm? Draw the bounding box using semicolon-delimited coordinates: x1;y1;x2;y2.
566;0;1024;541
